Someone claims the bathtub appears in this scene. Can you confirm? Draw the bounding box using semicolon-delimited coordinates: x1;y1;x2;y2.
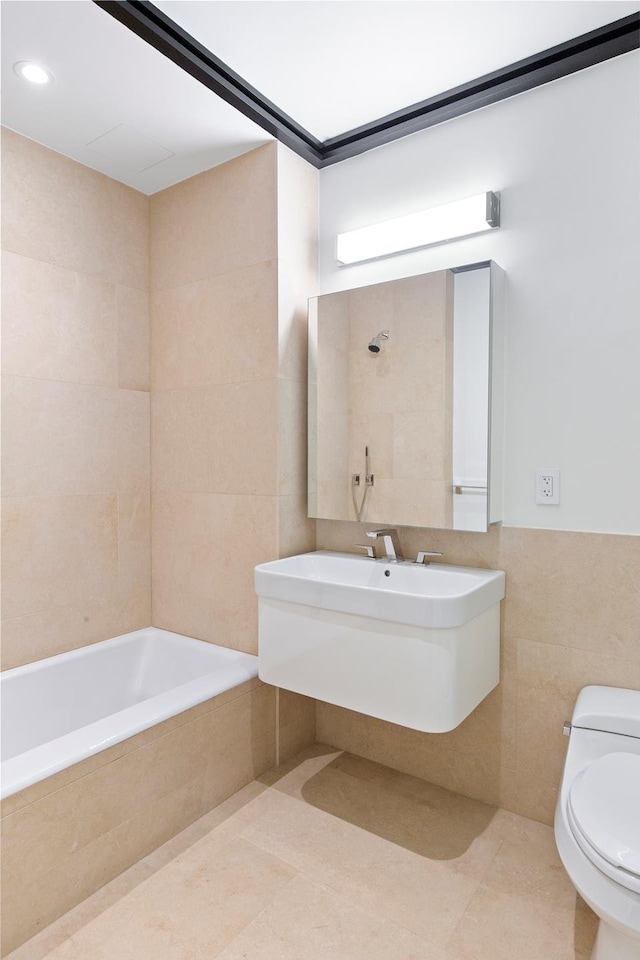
1;626;259;799
0;627;276;955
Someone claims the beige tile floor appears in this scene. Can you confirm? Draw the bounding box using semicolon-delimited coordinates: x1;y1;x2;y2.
6;746;597;960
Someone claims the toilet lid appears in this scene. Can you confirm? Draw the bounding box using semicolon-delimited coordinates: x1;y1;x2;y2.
568;752;640;878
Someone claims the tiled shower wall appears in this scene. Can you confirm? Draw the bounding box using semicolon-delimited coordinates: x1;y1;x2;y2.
1;130;151;670
0;132;315;756
149;144;282;651
149;142;317;759
316;520;640;825
149;142;316;652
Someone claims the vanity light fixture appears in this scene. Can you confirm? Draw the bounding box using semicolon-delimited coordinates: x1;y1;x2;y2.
13;61;54;85
336;192;500;265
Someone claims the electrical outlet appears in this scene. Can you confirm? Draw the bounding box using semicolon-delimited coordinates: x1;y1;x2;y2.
535;468;560;505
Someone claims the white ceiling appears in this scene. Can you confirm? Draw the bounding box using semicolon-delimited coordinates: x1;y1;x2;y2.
156;0;640;140
2;0;638;195
1;0;272;194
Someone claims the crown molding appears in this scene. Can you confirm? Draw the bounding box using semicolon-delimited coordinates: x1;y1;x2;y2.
94;2;640;169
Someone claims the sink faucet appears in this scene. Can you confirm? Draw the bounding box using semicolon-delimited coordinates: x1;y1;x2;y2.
366;528;404;562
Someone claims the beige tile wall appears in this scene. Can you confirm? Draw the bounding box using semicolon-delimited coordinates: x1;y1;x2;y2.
273;144;317;564
1;133;315;773
1;130;151;670
0;680;276;954
278;690;316;764
150;143;315;659
316;520;640;825
150;141;316;735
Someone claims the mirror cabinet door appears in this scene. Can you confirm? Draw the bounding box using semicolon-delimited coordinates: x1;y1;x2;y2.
308;261;504;532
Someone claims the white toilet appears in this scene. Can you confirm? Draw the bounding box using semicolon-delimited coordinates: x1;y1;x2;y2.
555;685;640;960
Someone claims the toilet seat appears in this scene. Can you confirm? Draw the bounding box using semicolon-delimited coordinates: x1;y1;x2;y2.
567;752;640;895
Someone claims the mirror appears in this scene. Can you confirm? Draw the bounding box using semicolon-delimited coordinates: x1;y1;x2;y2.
308;262;504;532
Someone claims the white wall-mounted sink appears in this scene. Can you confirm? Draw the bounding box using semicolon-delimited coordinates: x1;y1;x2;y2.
255;551;504;629
255;551;505;733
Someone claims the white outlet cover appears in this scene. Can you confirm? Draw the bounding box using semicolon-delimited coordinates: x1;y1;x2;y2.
535;467;560;505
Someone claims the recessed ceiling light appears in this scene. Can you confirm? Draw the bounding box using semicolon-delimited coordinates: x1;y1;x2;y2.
13;61;54;85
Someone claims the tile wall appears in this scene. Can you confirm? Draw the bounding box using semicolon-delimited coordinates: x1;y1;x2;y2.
1;132;317;774
316;520;640;824
149;142;317;756
150;141;316;660
1;679;276;954
1;130;151;669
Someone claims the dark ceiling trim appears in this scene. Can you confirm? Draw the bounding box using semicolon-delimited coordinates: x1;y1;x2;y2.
94;2;639;169
321;13;640;165
93;0;325;167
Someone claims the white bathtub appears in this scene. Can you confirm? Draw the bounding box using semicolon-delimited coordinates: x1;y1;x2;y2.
0;626;259;799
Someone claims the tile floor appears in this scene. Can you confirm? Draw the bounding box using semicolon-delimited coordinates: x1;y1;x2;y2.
6;746;597;960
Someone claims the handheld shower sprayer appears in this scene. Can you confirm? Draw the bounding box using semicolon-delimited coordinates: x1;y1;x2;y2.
352;446;374;521
368;330;389;353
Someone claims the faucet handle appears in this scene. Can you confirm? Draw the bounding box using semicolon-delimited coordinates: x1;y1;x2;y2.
415;551;443;565
355;544;376;559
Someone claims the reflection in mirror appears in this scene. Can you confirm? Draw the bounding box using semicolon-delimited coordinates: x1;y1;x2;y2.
308;262;504;532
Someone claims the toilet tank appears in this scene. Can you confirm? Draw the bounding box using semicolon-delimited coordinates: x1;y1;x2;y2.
571;686;640;738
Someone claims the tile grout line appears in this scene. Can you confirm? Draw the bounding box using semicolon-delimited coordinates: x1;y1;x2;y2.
2;372;150;392
1;246;148;295
275;688;281;768
238;815;465;955
150;377;308;393
206;850;303;960
254;858;450;956
149;255;278;296
440;838;507;953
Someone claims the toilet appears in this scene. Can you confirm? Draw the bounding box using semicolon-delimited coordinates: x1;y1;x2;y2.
555;686;640;960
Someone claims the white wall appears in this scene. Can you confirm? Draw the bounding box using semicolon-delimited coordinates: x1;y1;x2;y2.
319;52;640;535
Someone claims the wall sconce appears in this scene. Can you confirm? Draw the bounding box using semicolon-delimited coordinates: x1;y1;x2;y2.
336;191;500;265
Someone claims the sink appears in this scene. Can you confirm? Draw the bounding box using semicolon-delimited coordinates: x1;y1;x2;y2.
254;551;504;629
255;551;505;733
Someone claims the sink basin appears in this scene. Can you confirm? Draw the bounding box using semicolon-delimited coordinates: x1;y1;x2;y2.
254;551;504;629
255;551;506;733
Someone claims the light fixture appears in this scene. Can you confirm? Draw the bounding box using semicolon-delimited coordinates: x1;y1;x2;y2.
13;61;54;85
336;192;500;265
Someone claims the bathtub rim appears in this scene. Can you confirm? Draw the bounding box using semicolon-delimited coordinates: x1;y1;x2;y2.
0;627;259;800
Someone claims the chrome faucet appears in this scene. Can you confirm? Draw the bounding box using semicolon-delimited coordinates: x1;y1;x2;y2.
366;528;404;562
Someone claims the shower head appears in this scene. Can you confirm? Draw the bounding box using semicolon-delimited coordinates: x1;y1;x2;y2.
368;330;389;353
